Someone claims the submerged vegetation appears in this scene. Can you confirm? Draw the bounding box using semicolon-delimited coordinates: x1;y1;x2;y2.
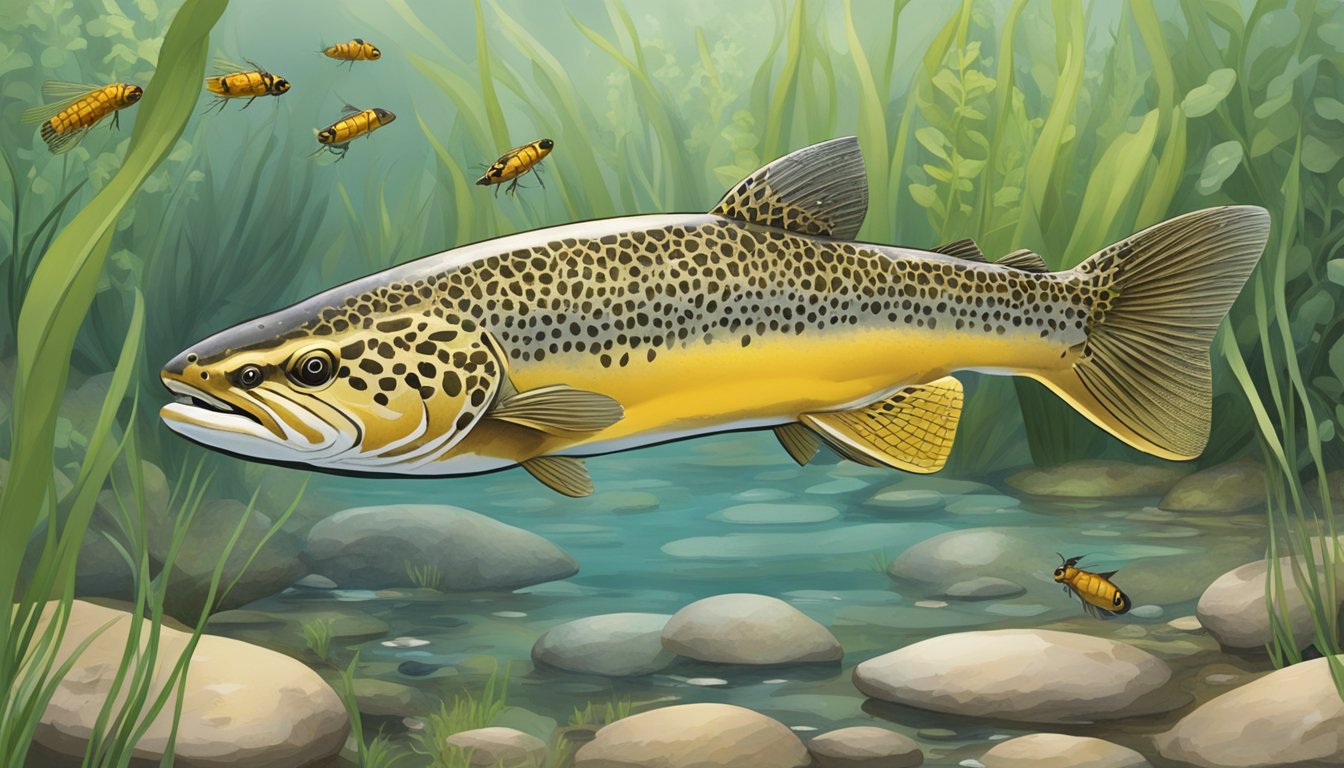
0;0;1340;763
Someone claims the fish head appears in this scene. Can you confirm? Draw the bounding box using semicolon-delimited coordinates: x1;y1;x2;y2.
160;301;504;473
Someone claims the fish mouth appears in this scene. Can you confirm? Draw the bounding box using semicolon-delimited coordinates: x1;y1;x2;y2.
161;377;263;426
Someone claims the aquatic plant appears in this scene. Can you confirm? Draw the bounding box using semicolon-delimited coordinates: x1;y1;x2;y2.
412;662;509;767
568;697;633;728
404;560;446;591
301;617;335;662
0;0;229;763
337;652;415;768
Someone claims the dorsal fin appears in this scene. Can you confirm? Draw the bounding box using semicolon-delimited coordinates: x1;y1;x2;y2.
932;238;987;262
801;376;964;474
998;248;1050;272
711;137;867;240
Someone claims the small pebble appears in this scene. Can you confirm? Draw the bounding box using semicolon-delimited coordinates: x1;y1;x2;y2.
380;636;430;648
790;725;818;732
492;611;527;618
401;717;424;731
1168;615;1202;631
960;761;986;768
1205;673;1239;685
685;677;727;686
988;733;1012;741
294;573;338;589
1129;604;1163;618
918;728;957;740
915;600;948;608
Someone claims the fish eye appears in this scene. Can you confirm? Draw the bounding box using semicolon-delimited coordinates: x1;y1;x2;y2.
236;365;264;389
290;350;335;388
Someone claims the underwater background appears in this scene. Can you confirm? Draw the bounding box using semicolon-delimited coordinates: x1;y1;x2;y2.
1;0;1342;766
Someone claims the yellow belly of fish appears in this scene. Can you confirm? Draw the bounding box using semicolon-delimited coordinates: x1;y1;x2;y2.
491;324;1055;458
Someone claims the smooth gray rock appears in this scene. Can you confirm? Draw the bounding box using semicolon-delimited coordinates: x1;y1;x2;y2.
1156;656;1344;767
982;734;1151;767
304;504;577;590
853;629;1172;723
445;727;547;768
532;613;676;677
887;528;1063;592
1196;538;1344;651
575;703;810;767
941;577;1025;600
662;594;842;665
808;726;924;767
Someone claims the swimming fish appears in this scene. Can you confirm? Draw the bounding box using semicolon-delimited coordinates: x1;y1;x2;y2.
21;81;143;154
204;59;290;112
476;138;553;196
323;39;381;64
313;104;396;161
160;137;1270;497
1053;554;1131;618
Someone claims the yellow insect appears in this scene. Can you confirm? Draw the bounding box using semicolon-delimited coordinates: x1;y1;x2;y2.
476;138;553;196
1053;554;1132;618
323;38;381;65
204;59;290;112
313;104;397;161
20;81;143;155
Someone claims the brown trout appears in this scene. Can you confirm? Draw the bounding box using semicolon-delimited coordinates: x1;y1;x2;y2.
160;138;1270;496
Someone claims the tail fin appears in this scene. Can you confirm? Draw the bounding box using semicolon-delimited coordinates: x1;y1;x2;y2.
1035;206;1270;460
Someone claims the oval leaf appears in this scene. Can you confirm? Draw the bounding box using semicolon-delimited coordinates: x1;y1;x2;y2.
1197;140;1244;195
1183;68;1236;117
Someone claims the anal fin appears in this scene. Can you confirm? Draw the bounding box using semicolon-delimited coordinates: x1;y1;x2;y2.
774;423;820;466
801;376;964;473
522;456;594;497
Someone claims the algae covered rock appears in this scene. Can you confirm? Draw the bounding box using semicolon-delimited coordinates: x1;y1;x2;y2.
981;734;1151;767
661;593;842;665
1006;460;1188;498
853;629;1173;723
1159;459;1266;512
303;504;578;590
574;703;809;767
1156;656;1344;767
532;612;676;677
32;600;347;768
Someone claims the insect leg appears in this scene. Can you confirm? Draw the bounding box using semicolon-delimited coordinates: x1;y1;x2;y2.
111;111;119;130
242;96;257;110
534;167;545;190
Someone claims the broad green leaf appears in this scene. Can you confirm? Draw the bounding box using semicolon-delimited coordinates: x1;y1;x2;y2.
1255;55;1321;118
1251;108;1298;157
1196;140;1244;195
1302;134;1344;174
908;183;939;209
1315;97;1344;123
1331;336;1344;384
1327;259;1344;286
915;127;950;161
1182;68;1236;117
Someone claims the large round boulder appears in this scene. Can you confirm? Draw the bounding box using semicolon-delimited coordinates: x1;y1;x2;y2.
574;703;810;767
808;726;924;767
853;629;1172;723
885;528;1057;594
532;613;676;677
1196;539;1344;651
1156;656;1344;766
981;734;1151;767
661;594;842;665
1158;459;1266;513
1006;460;1187;498
304;504;577;590
32;600;347;767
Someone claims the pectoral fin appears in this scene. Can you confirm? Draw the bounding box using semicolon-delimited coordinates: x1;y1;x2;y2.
522;456;594;497
801;376;964;473
487;383;623;435
774;423;821;466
